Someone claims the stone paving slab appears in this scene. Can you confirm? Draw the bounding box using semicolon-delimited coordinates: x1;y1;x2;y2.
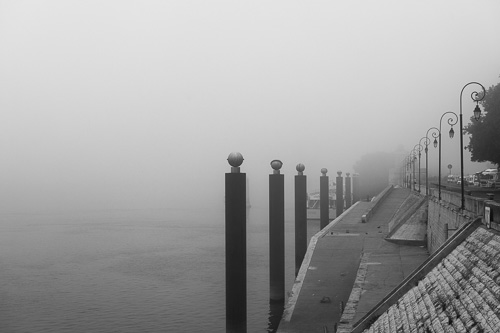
387;200;427;243
278;188;429;333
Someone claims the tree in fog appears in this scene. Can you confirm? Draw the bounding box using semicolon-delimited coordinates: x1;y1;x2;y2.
353;151;395;198
465;79;500;168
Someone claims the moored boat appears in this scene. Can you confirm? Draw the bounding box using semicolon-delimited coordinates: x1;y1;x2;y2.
306;187;336;220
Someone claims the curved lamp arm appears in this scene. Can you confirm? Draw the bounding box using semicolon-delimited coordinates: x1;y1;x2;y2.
426;127;440;149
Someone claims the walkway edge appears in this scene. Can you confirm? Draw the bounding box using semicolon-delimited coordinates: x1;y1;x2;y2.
361;185;394;223
337;252;370;332
350;217;483;333
280;202;362;324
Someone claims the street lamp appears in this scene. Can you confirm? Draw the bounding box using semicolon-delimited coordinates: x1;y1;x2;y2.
438;111;458;200
410;151;417;191
413;143;424;193
406;155;413;188
459;82;486;210
403;157;406;187
419;138;429;193
404;155;410;188
408;151;416;191
425;127;439;196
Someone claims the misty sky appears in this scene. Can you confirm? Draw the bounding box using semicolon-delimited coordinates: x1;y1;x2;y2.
1;1;500;212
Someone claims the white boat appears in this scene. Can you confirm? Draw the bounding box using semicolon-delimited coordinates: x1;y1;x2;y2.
306;188;336;220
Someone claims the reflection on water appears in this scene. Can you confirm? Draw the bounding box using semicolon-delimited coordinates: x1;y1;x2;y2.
0;207;319;332
268;300;285;333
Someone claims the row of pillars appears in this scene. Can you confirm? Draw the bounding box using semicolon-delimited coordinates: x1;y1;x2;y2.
225;153;360;332
318;168;360;229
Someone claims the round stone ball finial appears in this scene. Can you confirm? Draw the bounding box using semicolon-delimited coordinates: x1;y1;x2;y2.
296;163;305;175
271;160;283;174
337;171;342;176
227;152;244;173
321;168;328;176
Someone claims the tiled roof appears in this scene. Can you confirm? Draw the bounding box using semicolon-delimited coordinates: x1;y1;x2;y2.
358;225;500;333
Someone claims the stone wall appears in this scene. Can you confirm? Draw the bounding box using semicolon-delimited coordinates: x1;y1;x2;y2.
361;185;393;223
387;193;424;234
426;188;486;254
484;200;500;232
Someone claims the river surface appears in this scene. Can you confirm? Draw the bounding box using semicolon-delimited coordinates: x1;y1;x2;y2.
0;206;320;332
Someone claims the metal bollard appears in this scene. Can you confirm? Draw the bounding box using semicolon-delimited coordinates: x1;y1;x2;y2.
225;152;247;332
336;171;344;217
320;168;329;230
295;163;307;277
269;160;285;303
352;173;360;204
345;173;352;209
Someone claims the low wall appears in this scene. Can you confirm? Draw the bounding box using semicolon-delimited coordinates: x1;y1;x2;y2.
427;188;487;254
484;200;500;232
387;192;425;234
361;185;393;223
434;187;487;214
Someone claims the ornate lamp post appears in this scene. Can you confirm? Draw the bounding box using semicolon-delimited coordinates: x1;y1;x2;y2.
400;159;405;188
419;138;429;193
414;143;424;193
459;82;486;210
438;112;458;200
408;155;413;189
404;156;409;188
424;127;440;196
413;151;418;191
403;156;410;188
399;158;405;188
408;154;414;190
406;154;412;190
406;155;412;188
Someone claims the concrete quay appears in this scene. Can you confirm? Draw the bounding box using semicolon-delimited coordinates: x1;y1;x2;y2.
278;187;429;333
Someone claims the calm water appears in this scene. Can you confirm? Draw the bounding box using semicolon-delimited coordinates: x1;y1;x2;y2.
0;206;318;332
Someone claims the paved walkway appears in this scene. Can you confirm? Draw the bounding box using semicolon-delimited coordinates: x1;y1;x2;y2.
278;188;429;333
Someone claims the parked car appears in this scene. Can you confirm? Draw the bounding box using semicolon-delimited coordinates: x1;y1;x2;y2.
481;169;499;188
447;175;456;183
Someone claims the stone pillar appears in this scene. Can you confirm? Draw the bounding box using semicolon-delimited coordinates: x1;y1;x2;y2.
225;152;247;333
269;160;285;303
345;172;352;209
320;168;329;229
352;173;360;204
336;171;344;217
294;164;307;277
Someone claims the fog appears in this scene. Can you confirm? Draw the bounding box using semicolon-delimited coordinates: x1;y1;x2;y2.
1;1;500;213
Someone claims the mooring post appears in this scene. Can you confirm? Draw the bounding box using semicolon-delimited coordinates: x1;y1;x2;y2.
345;172;352;209
225;152;247;333
320;168;329;230
352;173;360;204
269;160;285;303
294;163;307;277
336;171;344;217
